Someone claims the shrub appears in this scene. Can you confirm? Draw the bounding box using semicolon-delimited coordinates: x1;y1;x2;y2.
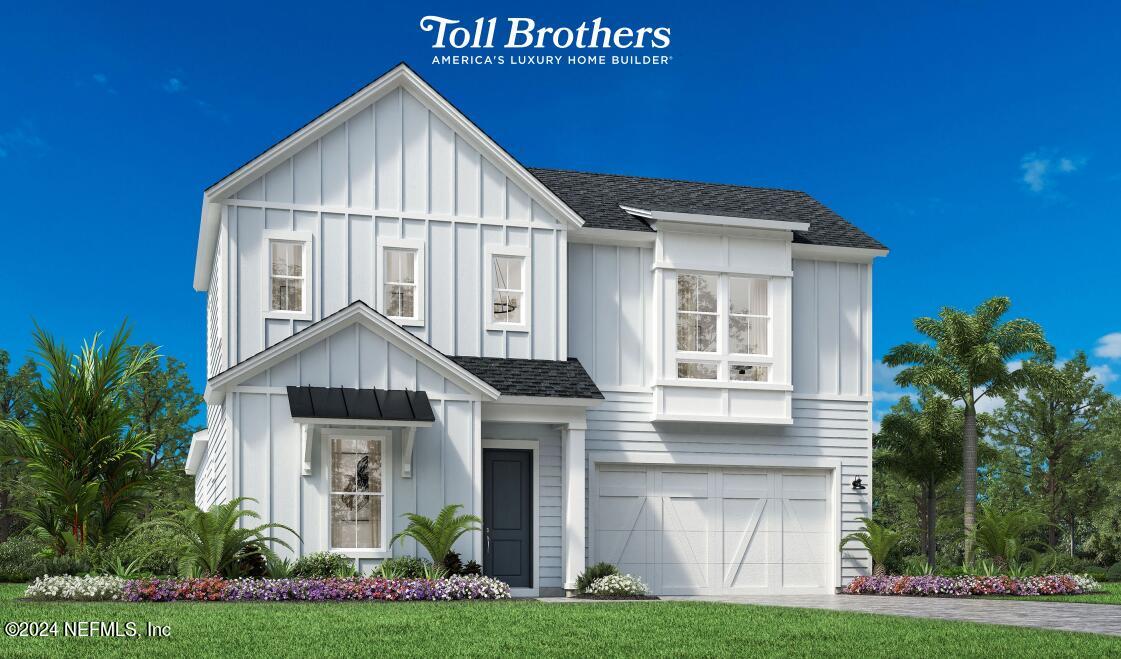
389;504;481;564
24;575;125;601
1106;562;1121;582
845;574;1100;597
575;562;619;593
122;576;511;602
290;552;357;579
87;524;180;577
586;574;648;597
237;544;269;578
462;560;482;576
839;518;902;576
376;555;436;579
442;550;463;576
0;535;90;582
1085;566;1107;581
902;556;933;576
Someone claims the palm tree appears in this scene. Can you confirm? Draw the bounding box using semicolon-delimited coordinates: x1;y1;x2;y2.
0;324;158;552
876;392;961;568
883;297;1049;563
390;504;481;565
145;497;297;577
970;504;1048;570
840;517;902;576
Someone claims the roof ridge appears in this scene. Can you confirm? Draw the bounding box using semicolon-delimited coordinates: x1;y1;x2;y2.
528;166;811;196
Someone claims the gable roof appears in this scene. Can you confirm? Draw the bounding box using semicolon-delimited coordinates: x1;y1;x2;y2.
450;356;603;400
194;62;586;291
528;167;886;250
204;301;500;403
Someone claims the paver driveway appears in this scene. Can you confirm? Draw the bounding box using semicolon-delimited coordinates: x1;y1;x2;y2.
659;594;1121;637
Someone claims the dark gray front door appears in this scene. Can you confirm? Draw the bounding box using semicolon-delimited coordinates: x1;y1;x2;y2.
482;449;532;588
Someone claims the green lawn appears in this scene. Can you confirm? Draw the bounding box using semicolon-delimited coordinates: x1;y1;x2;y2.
992;581;1121;605
1;585;1120;657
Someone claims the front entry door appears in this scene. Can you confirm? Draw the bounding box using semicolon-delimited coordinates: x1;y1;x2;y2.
482;449;532;588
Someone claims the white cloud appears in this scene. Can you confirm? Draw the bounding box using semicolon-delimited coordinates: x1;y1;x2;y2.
163;77;185;93
1020;150;1084;193
1089;364;1119;386
92;73;108;85
1095;333;1121;359
0;123;46;158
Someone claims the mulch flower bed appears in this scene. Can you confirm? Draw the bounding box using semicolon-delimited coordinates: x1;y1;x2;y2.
844;574;1100;597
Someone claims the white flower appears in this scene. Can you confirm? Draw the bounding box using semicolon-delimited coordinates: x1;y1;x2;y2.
24;575;126;601
586;574;647;596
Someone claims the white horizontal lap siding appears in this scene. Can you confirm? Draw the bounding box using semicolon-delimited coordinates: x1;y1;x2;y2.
229;324;482;562
586;391;872;582
220;86;565;369
196;401;229;510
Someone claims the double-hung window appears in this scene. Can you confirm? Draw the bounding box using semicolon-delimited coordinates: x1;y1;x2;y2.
487;246;529;330
674;272;772;382
330;435;387;552
379;239;424;325
264;231;312;320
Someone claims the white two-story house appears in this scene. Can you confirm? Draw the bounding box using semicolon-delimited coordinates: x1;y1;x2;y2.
187;63;887;596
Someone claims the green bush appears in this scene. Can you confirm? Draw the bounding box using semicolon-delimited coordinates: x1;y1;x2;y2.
86;524;180;577
290;552;356;578
575;562;619;594
0;535;90;582
376;555;436;579
1085;566;1107;581
1105;562;1121;582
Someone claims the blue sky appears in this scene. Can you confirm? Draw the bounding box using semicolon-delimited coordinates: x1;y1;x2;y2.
2;2;1119;426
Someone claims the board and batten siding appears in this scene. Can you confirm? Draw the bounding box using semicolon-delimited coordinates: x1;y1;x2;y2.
569;249;874;582
226;323;484;571
217;86;567;372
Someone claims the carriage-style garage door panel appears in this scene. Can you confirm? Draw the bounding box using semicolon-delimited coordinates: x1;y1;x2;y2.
593;465;832;595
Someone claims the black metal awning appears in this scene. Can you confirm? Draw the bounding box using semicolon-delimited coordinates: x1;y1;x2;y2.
286;386;435;423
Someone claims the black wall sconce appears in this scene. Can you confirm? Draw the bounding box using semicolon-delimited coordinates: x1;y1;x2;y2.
851;478;867;491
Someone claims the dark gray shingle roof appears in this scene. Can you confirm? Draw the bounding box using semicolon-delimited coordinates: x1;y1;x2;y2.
450;356;603;400
528;167;886;250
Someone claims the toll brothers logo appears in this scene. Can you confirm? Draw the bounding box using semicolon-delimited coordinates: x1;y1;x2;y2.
421;16;673;66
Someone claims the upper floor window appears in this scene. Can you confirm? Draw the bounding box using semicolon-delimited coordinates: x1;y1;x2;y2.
378;238;425;326
487;246;529;330
675;272;772;382
264;231;313;320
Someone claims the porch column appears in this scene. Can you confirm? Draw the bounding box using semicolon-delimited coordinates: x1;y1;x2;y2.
563;421;586;593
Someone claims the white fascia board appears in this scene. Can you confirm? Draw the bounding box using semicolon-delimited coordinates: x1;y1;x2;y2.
193;202;223;291
791;243;889;263
493;395;603;408
193;64;587;291
185;429;209;475
205;302;500;402
621;205;811;233
568;227;656;247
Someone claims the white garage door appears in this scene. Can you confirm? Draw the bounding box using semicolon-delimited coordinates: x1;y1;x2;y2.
592;465;833;595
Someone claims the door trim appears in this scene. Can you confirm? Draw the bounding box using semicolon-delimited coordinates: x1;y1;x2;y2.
482;440;539;598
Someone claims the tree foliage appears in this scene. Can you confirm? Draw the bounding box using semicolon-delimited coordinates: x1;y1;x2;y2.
882;296;1050;562
0;324;158;552
0;351;39;541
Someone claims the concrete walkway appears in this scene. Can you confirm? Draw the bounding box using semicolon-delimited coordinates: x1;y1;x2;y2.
541;594;1121;637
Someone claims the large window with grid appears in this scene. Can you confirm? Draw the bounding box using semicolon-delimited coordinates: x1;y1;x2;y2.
674;272;772;382
330;435;386;551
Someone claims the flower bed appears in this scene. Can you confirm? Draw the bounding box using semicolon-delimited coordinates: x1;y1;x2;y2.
24;575;126;601
845;574;1100;597
122;575;511;602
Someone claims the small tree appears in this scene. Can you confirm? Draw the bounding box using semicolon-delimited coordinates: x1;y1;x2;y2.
0;324;158;552
0;351;39;541
883;296;1050;563
875;392;961;567
390;504;481;565
840;517;902;576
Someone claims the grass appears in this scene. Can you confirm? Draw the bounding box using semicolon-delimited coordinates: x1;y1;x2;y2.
991;581;1121;605
1;584;1120;657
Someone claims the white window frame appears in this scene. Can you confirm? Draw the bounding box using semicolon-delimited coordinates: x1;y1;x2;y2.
673;271;774;382
324;428;392;559
485;245;531;332
377;238;425;327
263;230;313;321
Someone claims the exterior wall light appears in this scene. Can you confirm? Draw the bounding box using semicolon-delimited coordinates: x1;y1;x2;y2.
851;478;867;491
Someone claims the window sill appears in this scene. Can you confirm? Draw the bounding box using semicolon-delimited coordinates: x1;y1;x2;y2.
387;316;425;328
328;549;391;560
656;379;793;392
485;322;529;333
265;310;313;322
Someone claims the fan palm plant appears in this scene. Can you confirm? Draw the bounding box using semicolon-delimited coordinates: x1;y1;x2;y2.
883;297;1050;562
840;517;902;576
0;324;158;552
970;505;1048;570
144;497;297;577
390;504;481;565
